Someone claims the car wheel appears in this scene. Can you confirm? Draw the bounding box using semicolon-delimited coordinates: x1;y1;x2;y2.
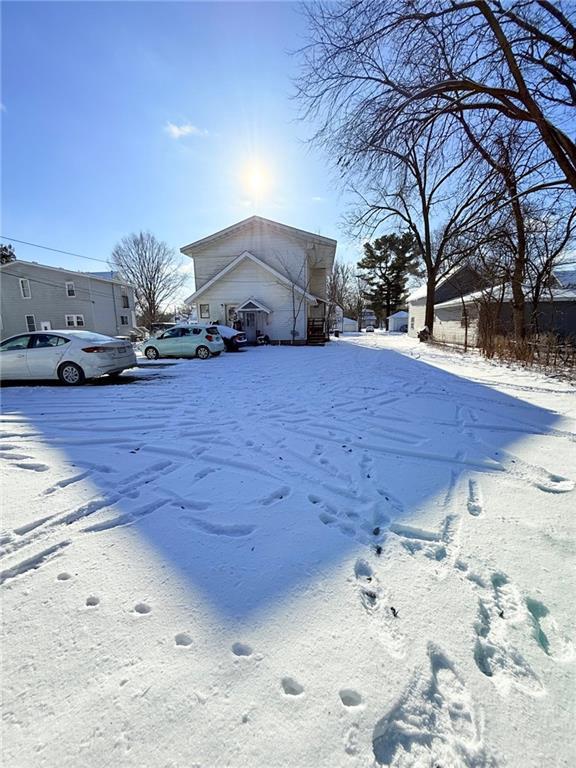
196;345;210;360
58;362;85;386
145;346;159;360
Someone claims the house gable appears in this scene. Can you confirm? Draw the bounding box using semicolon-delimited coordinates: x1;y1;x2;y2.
180;216;336;294
184;251;318;305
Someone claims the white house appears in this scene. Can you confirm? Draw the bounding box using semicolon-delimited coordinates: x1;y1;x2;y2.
332;305;358;333
181;216;337;344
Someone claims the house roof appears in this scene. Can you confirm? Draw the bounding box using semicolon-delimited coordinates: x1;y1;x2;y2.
184;250;320;305
554;268;576;288
236;297;272;313
180;215;337;254
435;285;576;309
387;310;408;319
0;260;131;286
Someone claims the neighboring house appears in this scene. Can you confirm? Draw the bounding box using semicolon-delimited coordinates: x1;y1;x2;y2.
386;310;409;332
332;305;357;333
407;265;487;340
0;260;137;339
181;216;337;344
408;266;576;345
360;308;377;329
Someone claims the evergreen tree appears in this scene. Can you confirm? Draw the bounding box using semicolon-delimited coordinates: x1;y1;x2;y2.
0;243;16;264
357;233;421;326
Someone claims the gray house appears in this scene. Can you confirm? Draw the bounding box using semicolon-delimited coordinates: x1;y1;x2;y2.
408;266;576;345
0;260;136;339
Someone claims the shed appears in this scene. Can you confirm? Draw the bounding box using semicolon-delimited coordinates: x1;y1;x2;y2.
387;310;409;332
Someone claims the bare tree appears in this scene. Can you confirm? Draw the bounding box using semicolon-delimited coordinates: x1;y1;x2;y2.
524;193;576;332
297;0;576;191
111;232;187;328
327;260;355;329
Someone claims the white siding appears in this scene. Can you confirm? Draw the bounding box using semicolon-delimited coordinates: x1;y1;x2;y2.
192;258;308;342
189;225;311;292
434;305;479;346
408;298;426;337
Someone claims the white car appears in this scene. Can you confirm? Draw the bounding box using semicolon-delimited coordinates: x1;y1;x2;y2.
365;325;375;333
0;330;137;385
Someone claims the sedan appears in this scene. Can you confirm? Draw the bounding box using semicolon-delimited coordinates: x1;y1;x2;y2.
213;324;248;351
0;330;137;385
143;324;225;360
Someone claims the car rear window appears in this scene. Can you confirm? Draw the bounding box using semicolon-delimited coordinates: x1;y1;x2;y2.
206;326;220;334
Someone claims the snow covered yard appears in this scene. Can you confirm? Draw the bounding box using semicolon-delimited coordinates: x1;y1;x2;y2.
1;335;574;768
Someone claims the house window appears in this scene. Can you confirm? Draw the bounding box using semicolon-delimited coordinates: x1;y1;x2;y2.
199;303;210;319
121;293;130;308
410;316;415;329
20;278;31;298
65;314;85;327
65;281;76;297
120;315;129;326
25;314;36;332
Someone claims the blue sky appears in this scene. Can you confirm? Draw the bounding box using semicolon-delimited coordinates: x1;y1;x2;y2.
1;1;359;302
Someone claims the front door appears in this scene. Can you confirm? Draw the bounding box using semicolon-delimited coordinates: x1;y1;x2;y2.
244;312;257;343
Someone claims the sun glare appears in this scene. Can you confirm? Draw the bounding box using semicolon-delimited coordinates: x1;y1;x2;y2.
243;160;270;201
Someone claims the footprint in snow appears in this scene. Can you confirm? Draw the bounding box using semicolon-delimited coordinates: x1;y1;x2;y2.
57;572;72;581
133;603;151;615
175;632;193;647
281;677;304;696
232;642;253;657
85;595;100;607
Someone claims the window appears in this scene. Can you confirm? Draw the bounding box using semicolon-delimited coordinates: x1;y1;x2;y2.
19;278;31;298
410;317;415;330
1;335;32;351
65;281;76;297
159;328;182;339
199;304;210;319
121;293;130;308
120;315;129;326
25;315;36;332
65;314;85;327
31;334;68;348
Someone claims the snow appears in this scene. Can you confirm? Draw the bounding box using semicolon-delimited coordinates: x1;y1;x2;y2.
1;335;574;767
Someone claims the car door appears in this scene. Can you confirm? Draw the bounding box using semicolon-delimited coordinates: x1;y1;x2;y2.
179;327;200;357
155;327;182;356
0;335;33;378
27;334;70;378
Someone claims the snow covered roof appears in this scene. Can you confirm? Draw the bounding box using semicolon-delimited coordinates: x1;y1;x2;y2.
386;310;408;319
407;284;427;302
435;285;576;309
554;269;576;288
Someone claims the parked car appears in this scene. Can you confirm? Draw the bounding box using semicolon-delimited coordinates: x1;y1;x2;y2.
365;325;375;333
213;324;248;351
143;325;224;360
0;330;137;385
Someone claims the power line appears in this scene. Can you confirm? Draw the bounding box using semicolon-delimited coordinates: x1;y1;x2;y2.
0;236;110;265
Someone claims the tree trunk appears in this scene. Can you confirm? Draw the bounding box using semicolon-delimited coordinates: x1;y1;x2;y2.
424;274;436;334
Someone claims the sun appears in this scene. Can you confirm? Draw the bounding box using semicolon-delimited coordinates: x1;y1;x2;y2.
243;160;271;201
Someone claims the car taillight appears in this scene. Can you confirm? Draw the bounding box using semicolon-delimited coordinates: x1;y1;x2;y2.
205;335;213;341
82;346;110;353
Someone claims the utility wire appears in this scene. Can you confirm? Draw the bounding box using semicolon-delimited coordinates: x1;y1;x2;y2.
0;236;111;265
